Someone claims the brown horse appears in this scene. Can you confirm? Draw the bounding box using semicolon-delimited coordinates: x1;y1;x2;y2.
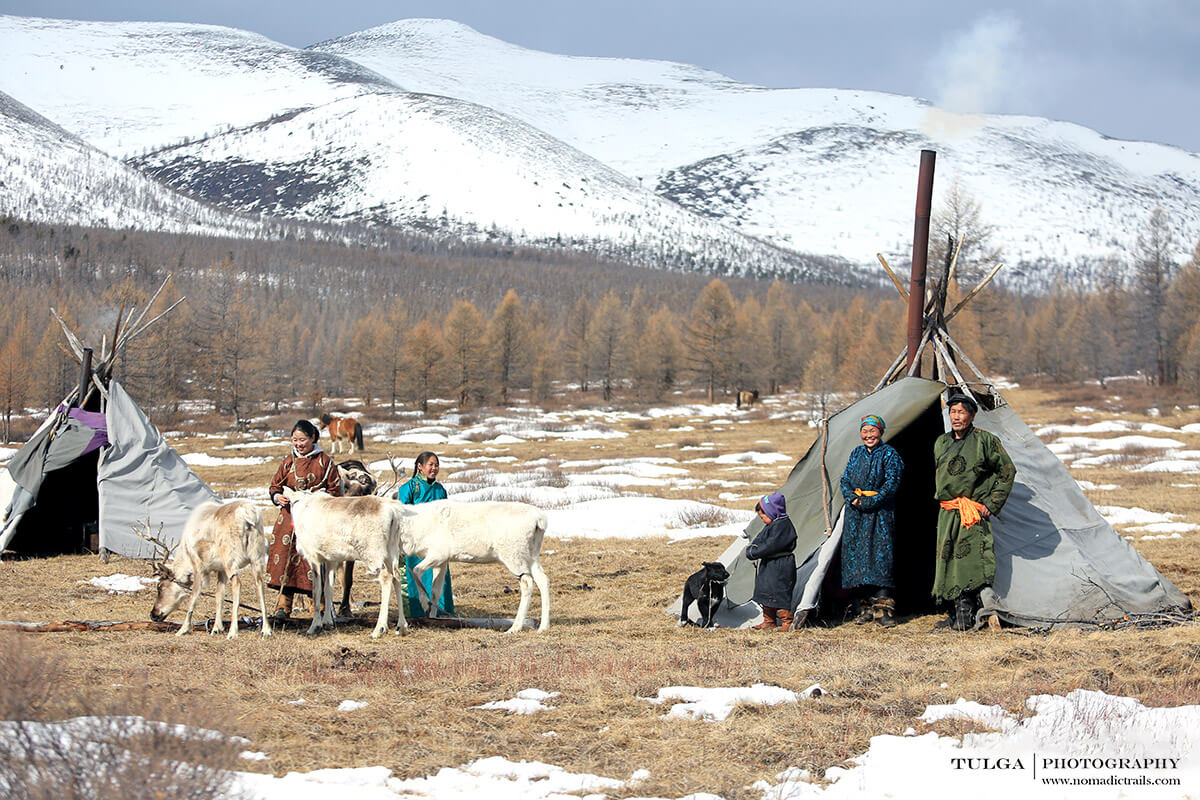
319;413;364;455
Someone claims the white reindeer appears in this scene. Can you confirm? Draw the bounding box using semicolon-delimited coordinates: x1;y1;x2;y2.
399;499;550;633
283;488;407;638
148;500;272;639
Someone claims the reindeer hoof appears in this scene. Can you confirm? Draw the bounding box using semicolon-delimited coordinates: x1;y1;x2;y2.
304;624;324;636
226;630;238;640
261;627;273;638
175;627;190;637
394;626;409;637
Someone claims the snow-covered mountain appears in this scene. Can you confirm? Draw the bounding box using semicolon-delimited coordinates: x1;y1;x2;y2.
0;89;272;237
3;13;1198;286
314;19;1200;282
129;92;826;278
0;14;398;157
0;14;831;281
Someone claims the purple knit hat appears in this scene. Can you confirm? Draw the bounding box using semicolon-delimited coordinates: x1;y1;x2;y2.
759;492;787;520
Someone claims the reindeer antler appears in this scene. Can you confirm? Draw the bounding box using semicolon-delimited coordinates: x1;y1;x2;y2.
133;518;174;574
376;452;404;497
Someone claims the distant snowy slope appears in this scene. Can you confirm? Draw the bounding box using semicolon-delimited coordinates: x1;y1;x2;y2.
316;19;1200;281
0;14;400;156
133;92;831;279
0;90;271;237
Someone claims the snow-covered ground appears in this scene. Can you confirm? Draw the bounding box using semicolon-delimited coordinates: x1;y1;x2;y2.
6;689;1194;799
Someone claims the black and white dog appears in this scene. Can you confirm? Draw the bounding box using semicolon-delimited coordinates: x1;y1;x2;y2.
679;561;730;628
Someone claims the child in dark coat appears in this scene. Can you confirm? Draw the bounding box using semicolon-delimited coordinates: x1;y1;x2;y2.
746;492;797;630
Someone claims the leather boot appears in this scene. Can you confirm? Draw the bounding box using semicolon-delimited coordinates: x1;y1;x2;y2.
951;596;975;631
852;599;874;624
752;607;778;630
775;608;794;631
272;591;293;621
875;597;897;628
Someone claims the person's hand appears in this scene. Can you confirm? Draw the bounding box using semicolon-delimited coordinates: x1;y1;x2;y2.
276;493;290;508
980;506;991;518
851;498;861;508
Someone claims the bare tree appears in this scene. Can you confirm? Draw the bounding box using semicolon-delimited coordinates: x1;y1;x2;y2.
686;279;738;402
1134;207;1178;384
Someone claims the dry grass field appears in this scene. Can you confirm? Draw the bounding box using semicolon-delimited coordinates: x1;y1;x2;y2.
2;385;1199;798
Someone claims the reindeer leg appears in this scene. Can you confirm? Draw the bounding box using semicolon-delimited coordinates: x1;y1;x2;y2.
227;573;241;639
427;565;448;619
372;566;391;639
530;560;550;632
211;574;226;635
306;564;325;635
178;575;203;637
410;558;437;615
507;574;534;633
325;563;338;630
338;561;354;619
255;567;272;637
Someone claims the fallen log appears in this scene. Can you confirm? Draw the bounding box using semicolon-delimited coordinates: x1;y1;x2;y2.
0;615;488;633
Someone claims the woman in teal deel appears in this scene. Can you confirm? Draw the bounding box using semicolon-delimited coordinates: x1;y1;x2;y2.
396;451;454;618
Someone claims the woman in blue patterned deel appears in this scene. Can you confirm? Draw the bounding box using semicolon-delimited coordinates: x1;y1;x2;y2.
839;414;904;627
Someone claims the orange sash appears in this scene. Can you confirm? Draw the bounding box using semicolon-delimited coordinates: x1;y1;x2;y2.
854;489;879;497
939;497;988;528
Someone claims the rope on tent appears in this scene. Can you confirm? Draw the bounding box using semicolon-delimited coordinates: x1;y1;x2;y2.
820;417;833;537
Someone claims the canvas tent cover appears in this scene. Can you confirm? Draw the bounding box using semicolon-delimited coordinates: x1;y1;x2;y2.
673;377;1191;629
1;380;219;558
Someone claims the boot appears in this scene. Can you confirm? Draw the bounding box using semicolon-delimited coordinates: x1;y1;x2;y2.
874;597;897;628
951;596;975;631
775;608;794;631
752;607;778;630
272;591;293;621
852;599;874;625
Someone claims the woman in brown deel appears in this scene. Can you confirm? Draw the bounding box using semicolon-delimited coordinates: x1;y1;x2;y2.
267;419;342;619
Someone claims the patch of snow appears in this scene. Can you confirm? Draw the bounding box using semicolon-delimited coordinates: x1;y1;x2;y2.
473;689;560;715
182;453;271;467
1095;505;1180;528
337;700;368;712
81;574;157;593
644;683;801;722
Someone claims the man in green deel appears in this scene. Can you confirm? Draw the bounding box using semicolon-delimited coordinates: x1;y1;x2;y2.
933;393;1016;631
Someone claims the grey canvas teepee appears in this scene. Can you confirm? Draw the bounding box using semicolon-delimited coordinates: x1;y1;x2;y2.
672;375;1191;629
0;280;219;559
673;156;1191;629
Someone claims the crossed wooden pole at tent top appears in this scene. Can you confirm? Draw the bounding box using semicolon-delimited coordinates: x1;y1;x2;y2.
872;241;1005;409
49;276;184;410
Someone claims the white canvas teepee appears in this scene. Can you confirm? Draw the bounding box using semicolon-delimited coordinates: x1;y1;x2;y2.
0;280;219;559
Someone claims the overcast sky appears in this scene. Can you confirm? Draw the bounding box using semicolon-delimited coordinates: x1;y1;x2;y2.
4;0;1199;152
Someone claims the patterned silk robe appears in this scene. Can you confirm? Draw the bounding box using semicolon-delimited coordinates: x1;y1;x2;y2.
266;450;341;594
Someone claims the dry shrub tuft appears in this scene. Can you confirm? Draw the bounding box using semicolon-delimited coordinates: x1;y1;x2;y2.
669;506;740;528
0;633;246;800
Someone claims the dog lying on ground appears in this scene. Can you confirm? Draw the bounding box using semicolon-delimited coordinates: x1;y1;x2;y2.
679;561;730;628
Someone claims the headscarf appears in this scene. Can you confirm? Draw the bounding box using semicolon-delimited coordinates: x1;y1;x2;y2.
859;414;886;433
759;492;787;520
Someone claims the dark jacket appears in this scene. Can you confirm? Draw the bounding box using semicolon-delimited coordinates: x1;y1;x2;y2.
746;514;797;608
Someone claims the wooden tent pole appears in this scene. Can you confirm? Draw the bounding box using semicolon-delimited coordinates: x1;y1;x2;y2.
941;331;991;385
873;347;910;391
876;254;909;302
945;261;1005;321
